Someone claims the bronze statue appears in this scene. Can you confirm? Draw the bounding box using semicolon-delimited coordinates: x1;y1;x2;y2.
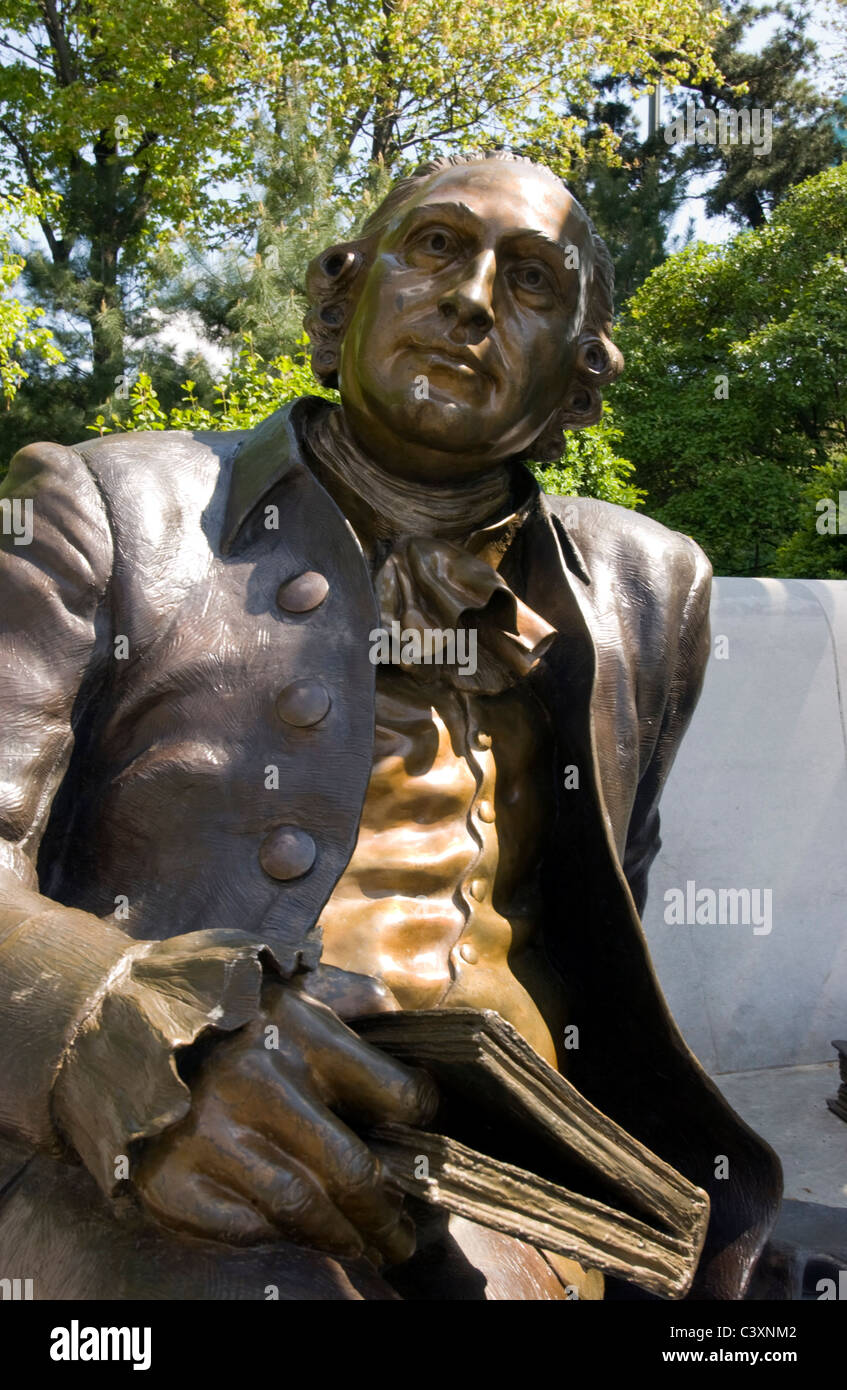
0;152;781;1300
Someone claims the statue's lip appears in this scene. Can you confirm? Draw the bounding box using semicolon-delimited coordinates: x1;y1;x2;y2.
405;339;492;380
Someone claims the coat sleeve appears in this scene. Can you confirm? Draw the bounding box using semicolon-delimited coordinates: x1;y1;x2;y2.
0;442;294;1194
622;534;713;916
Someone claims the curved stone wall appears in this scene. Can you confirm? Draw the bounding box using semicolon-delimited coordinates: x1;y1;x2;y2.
642;578;847;1074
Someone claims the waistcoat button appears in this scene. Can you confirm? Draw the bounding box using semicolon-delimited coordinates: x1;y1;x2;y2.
469;879;486;902
478;800;495;823
259;826;316;880
276;679;331;727
277;571;329;612
459;942;479;964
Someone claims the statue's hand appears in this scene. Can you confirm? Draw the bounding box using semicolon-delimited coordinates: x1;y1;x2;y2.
132;977;437;1262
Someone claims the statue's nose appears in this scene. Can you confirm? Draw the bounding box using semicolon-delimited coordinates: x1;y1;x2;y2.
438;250;496;335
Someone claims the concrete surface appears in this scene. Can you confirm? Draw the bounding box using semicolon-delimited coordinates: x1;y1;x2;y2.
641;578;847;1074
716;1061;846;1208
715;1061;847;1298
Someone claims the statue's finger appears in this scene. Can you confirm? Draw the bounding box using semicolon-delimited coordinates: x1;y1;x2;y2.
234;1070;414;1264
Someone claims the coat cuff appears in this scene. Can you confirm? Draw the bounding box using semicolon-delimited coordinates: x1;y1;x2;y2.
52;929;297;1197
0;900;133;1149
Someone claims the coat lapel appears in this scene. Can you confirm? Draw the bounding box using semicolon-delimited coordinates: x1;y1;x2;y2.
221;397;328;555
520;494;632;882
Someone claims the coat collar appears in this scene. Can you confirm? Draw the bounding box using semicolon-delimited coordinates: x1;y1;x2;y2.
222;396;592;589
221;396;328;555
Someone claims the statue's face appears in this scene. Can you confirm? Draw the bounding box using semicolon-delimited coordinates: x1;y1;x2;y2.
337;161;593;479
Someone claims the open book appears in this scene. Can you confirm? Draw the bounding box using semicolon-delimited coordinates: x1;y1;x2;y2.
353;1008;709;1299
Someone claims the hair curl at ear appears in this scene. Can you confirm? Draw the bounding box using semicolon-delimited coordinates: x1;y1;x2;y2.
304;151;623;461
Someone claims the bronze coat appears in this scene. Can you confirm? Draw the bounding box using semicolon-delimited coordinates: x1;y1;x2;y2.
0;397;781;1298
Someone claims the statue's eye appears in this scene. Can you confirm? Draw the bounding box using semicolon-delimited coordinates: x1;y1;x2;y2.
513;262;552;293
408;227;456;260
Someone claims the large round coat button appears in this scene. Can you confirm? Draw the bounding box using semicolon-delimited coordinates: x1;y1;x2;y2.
277;571;329;612
276;679;331;727
259;826;316;880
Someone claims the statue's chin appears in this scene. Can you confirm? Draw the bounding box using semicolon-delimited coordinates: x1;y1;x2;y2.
368;395;521;463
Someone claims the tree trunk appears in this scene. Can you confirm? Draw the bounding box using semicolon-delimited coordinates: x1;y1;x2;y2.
86;241;125;408
735;188;767;229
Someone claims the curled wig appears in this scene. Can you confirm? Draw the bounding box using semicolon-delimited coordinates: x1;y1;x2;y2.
304;152;623;462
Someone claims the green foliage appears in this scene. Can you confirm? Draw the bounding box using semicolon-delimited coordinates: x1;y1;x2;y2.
654;456;803;574
261;0;724;179
0;0;277;411
3;0;841;568
0;0;274;248
88;334;336;436
523;0;841;305
775;454;847;578
611;162;847;574
137;0;729;369
530;410;646;511
0;189;64;406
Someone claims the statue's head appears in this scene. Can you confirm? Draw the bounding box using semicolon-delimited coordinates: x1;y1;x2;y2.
305;152;623;480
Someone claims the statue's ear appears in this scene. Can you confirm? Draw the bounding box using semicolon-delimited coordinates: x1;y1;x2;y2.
527;327;624;457
573;333;623;387
304;243;367;387
557;383;603;431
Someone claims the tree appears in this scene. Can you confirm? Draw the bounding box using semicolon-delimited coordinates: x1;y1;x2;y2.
0;0;278;411
87;333;335;436
0;187;63;406
542;84;690;305
0;0;726;450
263;0;724;179
151;90;364;365
558;0;843;297
611;162;847;575
775;454;847;577
665;0;844;228
145;0;734;384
